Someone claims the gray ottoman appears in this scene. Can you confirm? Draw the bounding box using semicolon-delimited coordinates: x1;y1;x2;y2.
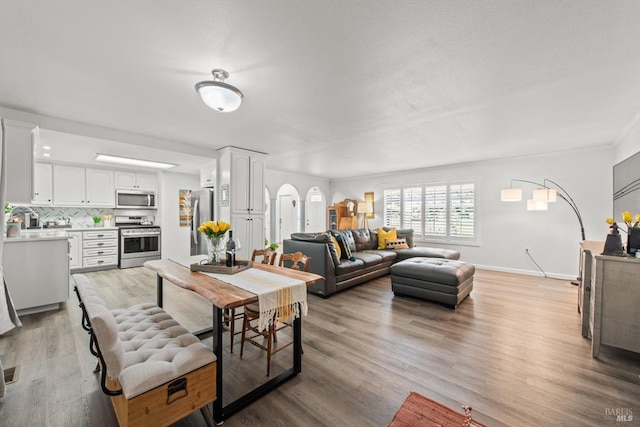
390;257;475;308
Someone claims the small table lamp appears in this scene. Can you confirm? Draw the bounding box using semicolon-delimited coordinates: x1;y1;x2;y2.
357;202;374;229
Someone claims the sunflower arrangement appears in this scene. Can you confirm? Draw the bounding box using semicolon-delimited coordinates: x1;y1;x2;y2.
197;220;231;238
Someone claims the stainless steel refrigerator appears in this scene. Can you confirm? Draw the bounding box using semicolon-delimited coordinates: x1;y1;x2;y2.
190;188;215;256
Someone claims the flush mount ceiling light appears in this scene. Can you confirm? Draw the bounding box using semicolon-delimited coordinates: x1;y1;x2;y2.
195;69;243;113
95;154;176;169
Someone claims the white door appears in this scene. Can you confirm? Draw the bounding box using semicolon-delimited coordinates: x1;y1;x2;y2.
305;190;325;232
279;195;293;242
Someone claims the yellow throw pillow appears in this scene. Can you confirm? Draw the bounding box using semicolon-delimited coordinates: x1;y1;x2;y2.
331;235;341;259
377;227;397;249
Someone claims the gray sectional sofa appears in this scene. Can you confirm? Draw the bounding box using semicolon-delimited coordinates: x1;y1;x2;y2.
283;228;460;298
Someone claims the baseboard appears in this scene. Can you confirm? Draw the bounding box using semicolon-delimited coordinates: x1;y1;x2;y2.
473;264;576;281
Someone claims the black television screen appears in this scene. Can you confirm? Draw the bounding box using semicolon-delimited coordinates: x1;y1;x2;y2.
613;150;640;220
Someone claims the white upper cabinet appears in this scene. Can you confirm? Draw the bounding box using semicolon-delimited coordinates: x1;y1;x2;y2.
230;149;265;215
53;165;85;206
53;165;114;207
3;119;36;204
85;168;114;206
32;162;53;205
115;171;157;191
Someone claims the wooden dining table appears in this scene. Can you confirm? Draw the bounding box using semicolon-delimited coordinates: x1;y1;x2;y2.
144;259;323;423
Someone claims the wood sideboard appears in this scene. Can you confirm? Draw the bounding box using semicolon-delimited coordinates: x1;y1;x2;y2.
580;241;640;357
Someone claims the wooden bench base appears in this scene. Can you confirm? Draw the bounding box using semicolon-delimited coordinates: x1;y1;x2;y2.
109;362;216;427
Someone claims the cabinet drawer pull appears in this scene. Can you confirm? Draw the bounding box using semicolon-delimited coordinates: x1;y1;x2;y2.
97;243;104;246
97;260;104;264
97;251;104;255
97;234;104;237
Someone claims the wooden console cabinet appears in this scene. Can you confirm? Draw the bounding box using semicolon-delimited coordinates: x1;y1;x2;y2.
583;243;640;357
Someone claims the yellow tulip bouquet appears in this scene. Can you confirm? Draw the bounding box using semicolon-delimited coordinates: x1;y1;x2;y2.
605;211;640;256
197;220;231;263
197;220;231;238
605;211;640;234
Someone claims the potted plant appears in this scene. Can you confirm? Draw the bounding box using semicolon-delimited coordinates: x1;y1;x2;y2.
92;215;102;227
265;238;279;251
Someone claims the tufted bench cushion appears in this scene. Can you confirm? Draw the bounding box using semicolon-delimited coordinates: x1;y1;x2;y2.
73;274;217;426
390;257;475;308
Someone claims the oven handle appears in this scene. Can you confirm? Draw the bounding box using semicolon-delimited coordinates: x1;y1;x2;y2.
122;231;161;237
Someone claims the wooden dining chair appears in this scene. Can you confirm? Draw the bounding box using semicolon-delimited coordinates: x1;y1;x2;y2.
224;248;278;354
240;252;311;376
251;248;277;265
278;251;311;271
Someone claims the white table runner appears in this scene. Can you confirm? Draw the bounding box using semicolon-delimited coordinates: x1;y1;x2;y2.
171;256;308;331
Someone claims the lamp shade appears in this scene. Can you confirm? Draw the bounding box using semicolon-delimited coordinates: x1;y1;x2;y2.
501;188;522;201
527;199;548;211
195;69;243;113
533;188;557;203
357;202;373;214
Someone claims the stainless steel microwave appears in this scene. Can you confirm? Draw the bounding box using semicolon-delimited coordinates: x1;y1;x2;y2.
116;190;157;209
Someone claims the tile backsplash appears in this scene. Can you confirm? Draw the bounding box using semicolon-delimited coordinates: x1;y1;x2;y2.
30;207;115;228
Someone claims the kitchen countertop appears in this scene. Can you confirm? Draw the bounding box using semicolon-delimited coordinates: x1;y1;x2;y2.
4;230;71;242
4;226;120;243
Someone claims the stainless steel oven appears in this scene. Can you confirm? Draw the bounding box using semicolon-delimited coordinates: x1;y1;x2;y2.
116;214;161;268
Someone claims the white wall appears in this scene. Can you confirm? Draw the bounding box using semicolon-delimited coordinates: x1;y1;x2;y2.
265;169;331;239
331;146;614;279
265;169;330;203
158;172;200;261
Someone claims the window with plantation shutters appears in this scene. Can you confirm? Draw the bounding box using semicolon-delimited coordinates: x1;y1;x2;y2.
383;189;401;228
383;181;476;244
424;185;447;237
449;183;475;238
402;187;423;239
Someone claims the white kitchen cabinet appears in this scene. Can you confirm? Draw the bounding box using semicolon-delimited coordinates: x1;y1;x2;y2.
2;119;36;204
229;149;265;215
82;229;118;270
115;171;157;191
85;168;114;206
231;215;265;260
53;165;86;205
200;163;216;188
32;162;53;205
53;165;114;207
3;237;70;314
68;231;83;270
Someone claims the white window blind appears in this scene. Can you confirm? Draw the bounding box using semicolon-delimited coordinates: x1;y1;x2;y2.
424;185;447;237
383;181;476;243
383;189;401;228
402;187;423;239
449;183;475;238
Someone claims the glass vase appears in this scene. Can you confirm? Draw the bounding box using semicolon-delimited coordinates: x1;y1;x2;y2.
206;236;225;265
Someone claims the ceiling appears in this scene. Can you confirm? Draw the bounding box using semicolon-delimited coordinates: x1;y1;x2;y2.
1;1;639;178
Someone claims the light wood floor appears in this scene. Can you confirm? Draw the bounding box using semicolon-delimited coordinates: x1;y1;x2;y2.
1;267;639;426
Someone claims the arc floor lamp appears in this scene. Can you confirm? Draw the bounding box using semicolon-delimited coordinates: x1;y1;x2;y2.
501;178;585;241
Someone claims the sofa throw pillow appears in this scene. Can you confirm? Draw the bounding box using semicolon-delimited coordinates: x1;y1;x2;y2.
383;227;414;248
386;238;409;249
331;235;342;261
335;234;355;261
377;227;397;249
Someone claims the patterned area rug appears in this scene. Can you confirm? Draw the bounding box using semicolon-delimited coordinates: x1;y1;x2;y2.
388;392;486;427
